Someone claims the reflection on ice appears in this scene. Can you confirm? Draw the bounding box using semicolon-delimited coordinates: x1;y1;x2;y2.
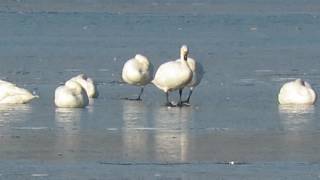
278;105;315;131
153;106;193;162
54;108;82;159
88;98;95;106
55;108;82;132
279;105;314;114
122;101;149;129
153;106;192;130
0;104;32;126
121;100;194;162
121;100;150;160
0;104;32;114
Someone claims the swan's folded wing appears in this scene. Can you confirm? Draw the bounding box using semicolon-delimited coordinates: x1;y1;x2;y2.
0;84;35;104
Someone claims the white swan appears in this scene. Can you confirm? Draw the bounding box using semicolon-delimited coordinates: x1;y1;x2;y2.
0;80;38;104
54;80;89;108
66;74;98;98
122;54;154;100
278;79;317;105
176;57;204;104
152;45;193;106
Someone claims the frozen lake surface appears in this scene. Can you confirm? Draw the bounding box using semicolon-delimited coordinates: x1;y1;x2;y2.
1;0;320;179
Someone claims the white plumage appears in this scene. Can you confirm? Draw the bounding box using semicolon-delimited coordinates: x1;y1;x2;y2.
278;79;317;105
122;54;154;100
54;80;89;108
152;45;193;106
0;80;38;104
67;74;98;98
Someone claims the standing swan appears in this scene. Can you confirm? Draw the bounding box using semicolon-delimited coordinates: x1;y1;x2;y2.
278;79;317;105
122;54;154;100
54;80;89;108
66;74;98;98
0;80;38;104
152;45;193;106
177;57;204;104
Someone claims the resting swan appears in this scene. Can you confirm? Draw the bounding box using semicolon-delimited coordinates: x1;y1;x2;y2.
0;80;38;104
54;80;89;108
122;54;154;100
66;74;98;98
152;45;193;106
278;79;317;105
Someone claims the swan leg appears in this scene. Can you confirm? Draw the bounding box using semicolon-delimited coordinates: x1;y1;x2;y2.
182;88;193;105
178;89;183;107
165;92;175;107
136;87;144;101
122;87;143;101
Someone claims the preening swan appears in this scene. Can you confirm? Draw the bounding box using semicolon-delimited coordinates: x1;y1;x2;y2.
54;80;89;108
0;80;38;104
152;45;193;106
176;57;204;104
122;54;154;100
278;79;317;105
67;74;98;98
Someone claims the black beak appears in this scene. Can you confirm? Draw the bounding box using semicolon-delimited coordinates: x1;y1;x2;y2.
184;54;188;60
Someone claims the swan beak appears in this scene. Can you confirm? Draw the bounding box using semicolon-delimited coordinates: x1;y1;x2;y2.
184;54;188;60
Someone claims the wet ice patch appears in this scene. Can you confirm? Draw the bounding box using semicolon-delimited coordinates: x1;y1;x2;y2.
64;69;81;72
31;174;48;177
191;2;205;6
118;127;231;132
250;26;257;31
15;70;30;75
216;161;249;165
12;127;49;130
255;69;273;73
235;78;256;86
205;127;230;131
271;77;297;82
106;128;119;131
122;127;182;132
98;68;109;72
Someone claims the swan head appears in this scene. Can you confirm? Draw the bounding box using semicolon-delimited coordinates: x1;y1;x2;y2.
180;45;189;61
68;74;98;98
293;79;313;90
78;74;88;80
86;77;99;98
294;78;310;87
